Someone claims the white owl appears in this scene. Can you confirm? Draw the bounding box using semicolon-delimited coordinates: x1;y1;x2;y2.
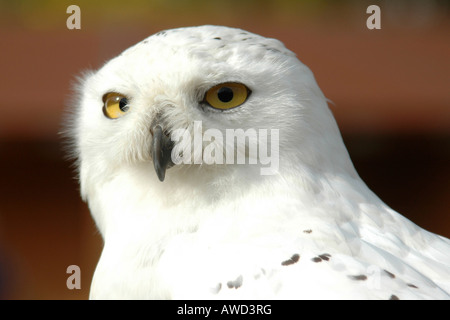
67;25;450;299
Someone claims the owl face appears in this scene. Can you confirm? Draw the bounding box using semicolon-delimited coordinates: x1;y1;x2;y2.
71;25;346;200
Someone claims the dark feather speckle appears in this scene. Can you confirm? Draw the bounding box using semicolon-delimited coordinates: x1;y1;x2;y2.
384;270;396;279
348;275;368;281
318;254;331;261
227;275;243;289
155;31;167;37
281;254;300;266
312;253;331;263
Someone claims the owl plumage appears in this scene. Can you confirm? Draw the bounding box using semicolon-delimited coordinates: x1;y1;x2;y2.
66;25;450;299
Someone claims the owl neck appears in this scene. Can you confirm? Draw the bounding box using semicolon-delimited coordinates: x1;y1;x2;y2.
86;153;369;245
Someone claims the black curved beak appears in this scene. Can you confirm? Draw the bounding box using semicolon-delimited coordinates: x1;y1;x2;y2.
151;125;174;182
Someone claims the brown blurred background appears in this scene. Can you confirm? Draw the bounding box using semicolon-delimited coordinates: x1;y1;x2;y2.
0;0;449;299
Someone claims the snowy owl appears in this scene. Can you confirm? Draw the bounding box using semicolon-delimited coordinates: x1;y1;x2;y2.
67;25;450;300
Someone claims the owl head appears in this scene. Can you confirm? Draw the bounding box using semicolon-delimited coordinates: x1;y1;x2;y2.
66;25;355;203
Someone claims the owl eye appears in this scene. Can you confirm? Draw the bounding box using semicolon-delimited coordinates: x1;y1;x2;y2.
102;92;131;119
204;83;250;110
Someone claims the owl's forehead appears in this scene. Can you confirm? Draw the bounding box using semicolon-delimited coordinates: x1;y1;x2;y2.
119;25;294;65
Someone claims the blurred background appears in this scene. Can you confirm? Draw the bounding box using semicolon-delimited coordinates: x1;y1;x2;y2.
0;0;449;299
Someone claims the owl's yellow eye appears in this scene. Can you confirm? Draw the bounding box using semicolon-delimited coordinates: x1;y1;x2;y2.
102;92;131;119
204;83;250;110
